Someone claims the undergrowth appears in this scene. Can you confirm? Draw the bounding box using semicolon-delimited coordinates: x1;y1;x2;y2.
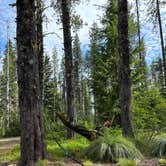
117;158;136;166
152;137;166;157
0;137;89;163
85;129;143;162
0;144;20;162
47;136;89;159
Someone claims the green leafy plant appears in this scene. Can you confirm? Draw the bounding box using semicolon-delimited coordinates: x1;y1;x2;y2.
85;132;143;162
117;158;136;166
133;130;156;156
159;159;166;164
152;137;166;157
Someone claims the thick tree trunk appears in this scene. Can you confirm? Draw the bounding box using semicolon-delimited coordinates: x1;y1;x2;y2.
61;0;75;138
16;0;46;165
156;0;166;95
118;0;134;137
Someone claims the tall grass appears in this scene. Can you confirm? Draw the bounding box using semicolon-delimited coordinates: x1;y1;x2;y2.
152;137;166;157
85;133;143;162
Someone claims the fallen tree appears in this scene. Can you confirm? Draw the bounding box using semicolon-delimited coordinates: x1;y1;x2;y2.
56;112;112;141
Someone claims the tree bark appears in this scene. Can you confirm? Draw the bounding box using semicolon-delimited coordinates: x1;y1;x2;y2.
6;23;10;131
61;0;75;138
16;0;46;165
118;0;134;137
136;0;142;62
36;0;47;158
156;0;166;95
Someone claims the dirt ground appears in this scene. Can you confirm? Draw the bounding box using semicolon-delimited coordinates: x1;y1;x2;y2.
0;137;163;166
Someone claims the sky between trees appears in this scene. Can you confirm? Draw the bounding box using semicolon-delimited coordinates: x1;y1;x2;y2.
0;0;166;66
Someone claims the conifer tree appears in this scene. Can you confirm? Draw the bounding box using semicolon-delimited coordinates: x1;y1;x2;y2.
73;33;83;116
0;40;18;136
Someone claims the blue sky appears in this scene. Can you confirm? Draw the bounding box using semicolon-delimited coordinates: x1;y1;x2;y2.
0;0;166;66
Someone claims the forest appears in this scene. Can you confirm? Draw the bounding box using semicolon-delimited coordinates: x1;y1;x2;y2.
0;0;166;166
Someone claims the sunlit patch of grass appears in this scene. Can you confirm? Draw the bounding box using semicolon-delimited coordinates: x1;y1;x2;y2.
83;160;93;166
34;159;48;166
0;144;20;162
0;137;89;163
117;158;136;166
47;137;89;159
159;159;166;164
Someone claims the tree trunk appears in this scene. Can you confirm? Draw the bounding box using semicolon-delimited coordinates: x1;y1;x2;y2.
36;0;47;158
16;0;46;165
136;0;142;62
61;0;75;138
6;23;10;131
156;0;166;96
118;0;134;137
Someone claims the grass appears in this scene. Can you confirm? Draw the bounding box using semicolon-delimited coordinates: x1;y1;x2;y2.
34;159;48;166
0;135;143;164
0;137;89;163
0;144;20;162
159;159;166;164
117;158;137;166
85;134;143;162
152;137;166;157
47;137;89;159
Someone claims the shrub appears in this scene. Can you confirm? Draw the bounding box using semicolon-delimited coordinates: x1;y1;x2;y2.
85;133;143;162
133;130;156;156
152;137;166;157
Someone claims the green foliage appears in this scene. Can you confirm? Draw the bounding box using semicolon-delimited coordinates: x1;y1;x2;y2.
45;119;67;140
150;57;164;95
159;159;166;164
83;160;93;166
132;87;166;132
43;53;60;123
133;131;156;156
88;0;119;123
0;40;19;137
152;137;166;157
117;158;136;166
47;137;89;159
85;131;143;162
0;138;89;163
0;145;20;162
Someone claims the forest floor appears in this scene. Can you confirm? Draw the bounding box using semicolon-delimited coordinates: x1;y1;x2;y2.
0;137;20;154
0;137;162;166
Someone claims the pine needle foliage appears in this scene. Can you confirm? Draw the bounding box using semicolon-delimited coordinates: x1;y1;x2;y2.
85;132;143;162
152;137;166;157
